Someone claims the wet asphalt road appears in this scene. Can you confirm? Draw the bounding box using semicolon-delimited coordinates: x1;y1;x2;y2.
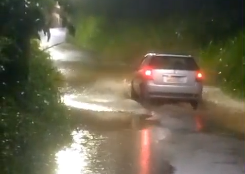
41;29;245;174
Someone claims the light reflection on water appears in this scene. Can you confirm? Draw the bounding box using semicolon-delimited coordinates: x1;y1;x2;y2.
39;28;67;50
63;94;115;112
56;130;103;174
62;94;148;115
140;129;151;174
56;130;88;174
55;124;171;174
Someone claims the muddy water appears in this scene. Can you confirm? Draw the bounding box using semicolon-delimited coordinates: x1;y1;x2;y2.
39;28;245;174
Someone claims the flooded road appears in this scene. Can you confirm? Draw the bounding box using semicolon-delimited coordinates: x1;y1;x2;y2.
40;29;244;174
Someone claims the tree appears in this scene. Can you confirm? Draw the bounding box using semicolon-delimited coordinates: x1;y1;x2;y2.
0;0;75;104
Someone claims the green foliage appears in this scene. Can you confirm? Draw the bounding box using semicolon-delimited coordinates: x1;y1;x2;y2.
0;38;72;174
0;37;11;63
73;16;105;50
0;0;54;37
72;16;199;63
200;31;244;99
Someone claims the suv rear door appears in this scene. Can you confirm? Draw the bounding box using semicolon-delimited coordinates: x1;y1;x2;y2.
148;55;200;86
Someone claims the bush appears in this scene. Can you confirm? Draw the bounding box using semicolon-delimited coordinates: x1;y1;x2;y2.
0;38;72;174
200;31;244;99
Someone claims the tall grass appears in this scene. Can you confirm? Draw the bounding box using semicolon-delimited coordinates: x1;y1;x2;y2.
200;31;244;99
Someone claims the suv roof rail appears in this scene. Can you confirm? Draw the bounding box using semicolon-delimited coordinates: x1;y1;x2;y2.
144;53;156;57
144;52;192;58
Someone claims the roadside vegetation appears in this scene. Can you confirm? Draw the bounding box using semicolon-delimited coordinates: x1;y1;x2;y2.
0;1;74;174
200;31;244;99
0;38;72;174
71;17;199;62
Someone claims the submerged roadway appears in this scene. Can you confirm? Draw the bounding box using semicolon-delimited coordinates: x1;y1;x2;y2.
40;28;245;174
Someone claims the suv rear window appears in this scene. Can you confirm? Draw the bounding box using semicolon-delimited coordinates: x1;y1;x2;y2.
148;56;199;71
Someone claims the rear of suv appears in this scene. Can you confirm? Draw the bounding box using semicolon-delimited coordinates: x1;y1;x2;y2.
130;53;203;109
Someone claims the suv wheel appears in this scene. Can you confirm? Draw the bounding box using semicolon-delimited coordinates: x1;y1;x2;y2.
190;101;198;110
139;84;150;105
130;82;138;100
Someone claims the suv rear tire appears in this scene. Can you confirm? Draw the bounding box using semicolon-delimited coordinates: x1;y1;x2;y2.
130;82;138;100
139;84;150;105
190;101;198;110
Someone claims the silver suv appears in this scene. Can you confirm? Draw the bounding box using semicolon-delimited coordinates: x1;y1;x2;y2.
130;53;203;109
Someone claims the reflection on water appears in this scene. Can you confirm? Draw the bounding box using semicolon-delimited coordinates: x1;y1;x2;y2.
140;129;151;174
39;28;67;50
62;94;148;115
194;115;205;132
55;120;173;174
56;130;103;174
56;130;88;174
49;48;67;61
63;94;114;112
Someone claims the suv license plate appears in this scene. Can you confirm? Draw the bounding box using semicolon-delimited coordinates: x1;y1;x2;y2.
165;77;178;83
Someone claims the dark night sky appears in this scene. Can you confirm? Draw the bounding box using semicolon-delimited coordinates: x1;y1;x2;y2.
77;0;242;19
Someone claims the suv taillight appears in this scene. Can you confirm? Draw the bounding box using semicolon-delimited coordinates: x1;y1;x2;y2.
144;69;152;76
141;67;153;80
196;72;203;82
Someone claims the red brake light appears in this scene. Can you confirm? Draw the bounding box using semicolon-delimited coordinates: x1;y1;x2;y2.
197;72;202;78
141;67;153;79
196;72;203;81
144;70;152;76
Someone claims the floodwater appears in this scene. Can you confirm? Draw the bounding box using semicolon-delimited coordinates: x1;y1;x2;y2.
40;28;245;174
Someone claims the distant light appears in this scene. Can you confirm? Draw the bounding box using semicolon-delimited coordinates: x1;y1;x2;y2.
55;1;61;9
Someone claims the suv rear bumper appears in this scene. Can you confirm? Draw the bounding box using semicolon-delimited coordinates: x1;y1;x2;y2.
146;82;202;101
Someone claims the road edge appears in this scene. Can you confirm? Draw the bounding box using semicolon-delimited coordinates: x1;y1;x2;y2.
202;86;244;135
